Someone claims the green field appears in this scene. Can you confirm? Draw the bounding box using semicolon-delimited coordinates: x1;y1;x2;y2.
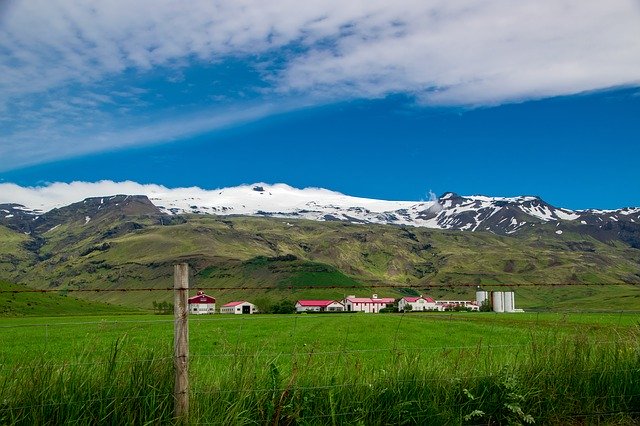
1;312;638;424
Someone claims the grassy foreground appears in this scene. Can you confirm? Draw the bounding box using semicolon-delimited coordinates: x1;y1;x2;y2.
0;313;639;424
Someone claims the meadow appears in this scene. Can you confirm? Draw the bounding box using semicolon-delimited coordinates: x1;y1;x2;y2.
1;311;639;424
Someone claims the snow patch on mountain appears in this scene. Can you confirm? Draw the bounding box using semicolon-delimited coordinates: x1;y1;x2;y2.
1;181;638;236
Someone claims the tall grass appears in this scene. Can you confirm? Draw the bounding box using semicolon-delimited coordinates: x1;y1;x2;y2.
1;331;639;425
0;337;174;425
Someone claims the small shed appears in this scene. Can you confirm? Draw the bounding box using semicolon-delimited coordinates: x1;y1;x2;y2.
295;300;344;313
188;291;216;314
220;301;258;314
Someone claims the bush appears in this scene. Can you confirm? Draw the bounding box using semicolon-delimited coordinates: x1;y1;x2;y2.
270;300;296;314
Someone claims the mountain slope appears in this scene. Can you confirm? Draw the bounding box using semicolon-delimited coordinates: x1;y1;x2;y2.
1;182;639;311
1;212;639;310
2;183;638;247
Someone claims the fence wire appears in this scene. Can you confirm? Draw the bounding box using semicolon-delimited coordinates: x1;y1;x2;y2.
1;281;639;294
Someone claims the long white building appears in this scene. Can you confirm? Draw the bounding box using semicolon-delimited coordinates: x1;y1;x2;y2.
343;294;395;313
398;296;438;312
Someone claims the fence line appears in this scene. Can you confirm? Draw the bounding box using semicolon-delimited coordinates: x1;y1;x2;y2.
0;356;174;371
0;318;177;328
1;262;638;423
2;281;640;294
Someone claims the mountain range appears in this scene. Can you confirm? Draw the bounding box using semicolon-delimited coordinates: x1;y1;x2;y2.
0;182;639;311
2;182;639;247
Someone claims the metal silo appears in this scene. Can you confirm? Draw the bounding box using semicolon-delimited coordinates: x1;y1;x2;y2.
504;291;514;312
476;290;489;307
492;291;504;313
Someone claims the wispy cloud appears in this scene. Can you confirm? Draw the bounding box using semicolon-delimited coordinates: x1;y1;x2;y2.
0;100;299;170
1;0;639;170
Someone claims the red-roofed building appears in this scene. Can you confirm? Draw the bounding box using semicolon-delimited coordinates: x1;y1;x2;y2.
295;300;344;313
188;291;216;315
342;294;395;313
220;301;258;314
398;295;437;312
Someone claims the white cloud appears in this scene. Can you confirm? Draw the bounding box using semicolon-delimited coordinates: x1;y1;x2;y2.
0;180;418;214
0;181;165;211
1;0;639;170
279;1;640;105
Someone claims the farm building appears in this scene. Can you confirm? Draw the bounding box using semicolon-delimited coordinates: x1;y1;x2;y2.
220;301;258;314
398;296;437;312
188;291;216;315
295;300;344;313
435;299;480;311
343;294;395;313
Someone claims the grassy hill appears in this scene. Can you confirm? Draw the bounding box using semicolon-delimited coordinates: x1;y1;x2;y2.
0;280;141;316
0;215;639;311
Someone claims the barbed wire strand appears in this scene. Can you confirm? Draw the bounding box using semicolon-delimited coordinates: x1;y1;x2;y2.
2;281;640;294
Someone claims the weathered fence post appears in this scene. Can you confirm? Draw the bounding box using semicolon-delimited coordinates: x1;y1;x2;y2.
174;263;189;423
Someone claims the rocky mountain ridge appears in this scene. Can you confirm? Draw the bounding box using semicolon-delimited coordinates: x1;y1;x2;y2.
1;183;639;248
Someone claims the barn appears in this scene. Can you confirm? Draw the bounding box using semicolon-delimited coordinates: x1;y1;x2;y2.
220;301;258;314
295;300;344;313
188;291;216;314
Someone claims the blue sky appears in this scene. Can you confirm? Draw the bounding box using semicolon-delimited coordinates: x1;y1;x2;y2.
1;1;639;209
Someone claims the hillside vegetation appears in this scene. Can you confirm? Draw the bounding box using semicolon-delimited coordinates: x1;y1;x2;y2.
0;213;639;311
0;280;139;316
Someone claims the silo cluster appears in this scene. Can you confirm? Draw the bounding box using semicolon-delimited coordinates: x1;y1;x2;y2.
476;289;516;313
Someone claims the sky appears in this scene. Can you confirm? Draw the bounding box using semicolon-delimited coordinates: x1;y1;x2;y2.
0;0;639;210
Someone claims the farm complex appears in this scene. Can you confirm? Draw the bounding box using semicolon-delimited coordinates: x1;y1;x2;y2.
191;289;522;314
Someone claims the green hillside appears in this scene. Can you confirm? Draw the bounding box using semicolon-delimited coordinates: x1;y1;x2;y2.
0;280;141;316
0;215;639;311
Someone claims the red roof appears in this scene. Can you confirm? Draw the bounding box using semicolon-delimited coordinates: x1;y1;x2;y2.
188;292;216;304
346;297;395;304
402;296;435;303
222;301;247;307
296;300;339;307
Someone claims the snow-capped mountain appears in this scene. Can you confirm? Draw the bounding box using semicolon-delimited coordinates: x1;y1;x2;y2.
1;181;639;247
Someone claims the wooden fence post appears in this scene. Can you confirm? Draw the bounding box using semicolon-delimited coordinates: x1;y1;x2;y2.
174;263;189;423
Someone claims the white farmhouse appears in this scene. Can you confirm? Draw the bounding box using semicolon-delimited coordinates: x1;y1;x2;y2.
295;300;344;312
398;296;437;312
343;294;395;313
220;301;258;314
187;291;216;314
